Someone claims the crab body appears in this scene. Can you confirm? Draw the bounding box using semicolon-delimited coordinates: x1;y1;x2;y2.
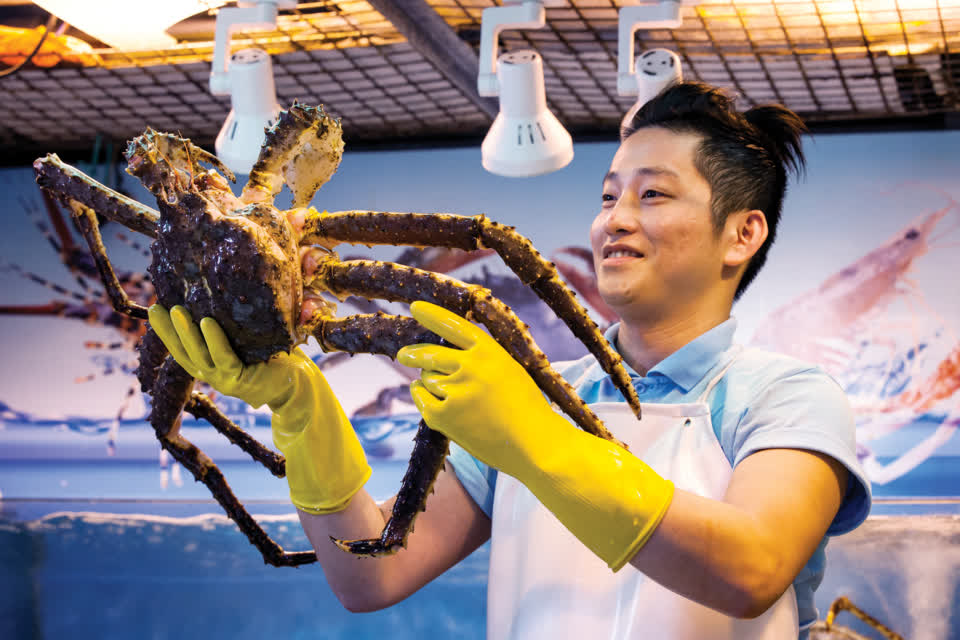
148;189;303;362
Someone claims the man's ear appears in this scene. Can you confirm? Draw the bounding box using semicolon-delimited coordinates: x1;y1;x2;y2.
723;209;768;268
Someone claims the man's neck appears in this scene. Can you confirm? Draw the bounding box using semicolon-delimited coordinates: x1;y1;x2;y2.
615;304;732;376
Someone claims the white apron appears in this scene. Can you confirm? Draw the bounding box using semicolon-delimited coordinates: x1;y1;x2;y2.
486;354;799;640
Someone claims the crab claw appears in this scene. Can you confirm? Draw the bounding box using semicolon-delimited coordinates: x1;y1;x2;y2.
242;102;345;208
125;128;236;204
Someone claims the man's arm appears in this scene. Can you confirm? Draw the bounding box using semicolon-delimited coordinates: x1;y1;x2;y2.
631;447;848;618
297;460;491;612
395;302;865;619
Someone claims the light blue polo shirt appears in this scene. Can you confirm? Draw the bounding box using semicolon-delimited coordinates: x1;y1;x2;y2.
448;317;872;636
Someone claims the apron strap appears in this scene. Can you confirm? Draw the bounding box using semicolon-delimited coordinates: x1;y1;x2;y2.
696;345;744;404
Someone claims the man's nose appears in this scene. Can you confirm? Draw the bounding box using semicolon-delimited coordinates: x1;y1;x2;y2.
603;196;640;235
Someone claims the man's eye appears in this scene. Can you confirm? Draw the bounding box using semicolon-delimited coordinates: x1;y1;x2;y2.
641;189;665;199
601;193;616;202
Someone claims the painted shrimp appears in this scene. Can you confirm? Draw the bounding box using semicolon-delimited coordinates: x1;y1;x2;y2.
749;199;956;373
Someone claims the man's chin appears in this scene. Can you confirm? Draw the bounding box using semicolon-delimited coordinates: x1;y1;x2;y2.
598;288;640;314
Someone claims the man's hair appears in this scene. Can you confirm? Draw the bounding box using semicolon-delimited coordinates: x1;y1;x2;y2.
621;81;806;300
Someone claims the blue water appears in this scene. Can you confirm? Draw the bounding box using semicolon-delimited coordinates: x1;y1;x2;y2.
3;503;958;640
0;507;491;640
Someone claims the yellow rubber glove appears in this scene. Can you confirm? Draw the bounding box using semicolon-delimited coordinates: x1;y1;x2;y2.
397;301;674;571
148;304;371;514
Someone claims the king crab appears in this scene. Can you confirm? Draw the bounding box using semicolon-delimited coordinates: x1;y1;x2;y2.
33;102;643;565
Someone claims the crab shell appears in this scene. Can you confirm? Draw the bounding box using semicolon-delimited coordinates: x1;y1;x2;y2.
124;106;344;364
148;192;304;363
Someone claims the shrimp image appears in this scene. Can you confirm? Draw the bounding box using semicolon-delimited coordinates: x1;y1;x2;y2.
750;200;955;372
750;192;960;487
0;188;154;455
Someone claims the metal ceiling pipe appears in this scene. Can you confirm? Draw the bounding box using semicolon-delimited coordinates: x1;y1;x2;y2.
365;0;499;120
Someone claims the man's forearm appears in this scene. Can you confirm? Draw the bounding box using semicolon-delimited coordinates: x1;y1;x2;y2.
297;488;403;612
295;461;493;614
628;449;848;618
628;489;786;618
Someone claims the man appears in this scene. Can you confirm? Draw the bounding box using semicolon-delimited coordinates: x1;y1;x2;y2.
149;82;870;639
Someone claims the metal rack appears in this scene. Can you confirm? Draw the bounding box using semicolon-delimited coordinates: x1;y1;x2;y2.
1;0;957;162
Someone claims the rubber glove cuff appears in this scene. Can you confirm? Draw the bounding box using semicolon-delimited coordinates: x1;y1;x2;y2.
524;413;675;571
271;357;372;514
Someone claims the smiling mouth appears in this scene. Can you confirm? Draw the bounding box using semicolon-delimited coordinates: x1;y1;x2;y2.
603;248;644;260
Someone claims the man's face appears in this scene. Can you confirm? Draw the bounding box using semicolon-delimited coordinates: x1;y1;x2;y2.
590;127;724;321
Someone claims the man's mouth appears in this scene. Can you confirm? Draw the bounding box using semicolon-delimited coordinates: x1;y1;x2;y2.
602;245;644;260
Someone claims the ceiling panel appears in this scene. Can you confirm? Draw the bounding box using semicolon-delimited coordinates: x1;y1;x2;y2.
0;0;957;164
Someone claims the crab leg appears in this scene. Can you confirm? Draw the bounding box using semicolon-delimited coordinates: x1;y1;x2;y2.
333;420;449;557
821;597;904;640
307;312;445;357
309;259;625;449
137;328;288;478
185;393;286;478
243;102;344;207
147;356;316;566
300;211;642;420
34;154;160;238
66;201;149;320
306;313;450;556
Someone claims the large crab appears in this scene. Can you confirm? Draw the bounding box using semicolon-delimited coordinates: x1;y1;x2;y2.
33;102;643;566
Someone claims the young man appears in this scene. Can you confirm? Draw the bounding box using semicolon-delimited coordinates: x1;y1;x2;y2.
149;82;870;639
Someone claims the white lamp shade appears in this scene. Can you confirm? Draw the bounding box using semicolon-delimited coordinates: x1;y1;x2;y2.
620;49;682;132
481;50;573;178
214;49;282;176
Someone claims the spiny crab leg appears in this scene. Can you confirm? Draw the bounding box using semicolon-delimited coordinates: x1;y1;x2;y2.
243;101;344;208
306;312;451;557
305;311;444;356
136;330;283;474
184;393;286;478
147;354;315;567
67;200;149;320
309;258;626;449
300;210;642;420
305;312;449;557
334;419;449;557
34;154;160;238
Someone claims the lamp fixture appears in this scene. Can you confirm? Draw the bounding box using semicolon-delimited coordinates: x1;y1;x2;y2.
617;1;692;132
213;48;282;175
620;48;683;134
209;0;296;175
477;0;573;178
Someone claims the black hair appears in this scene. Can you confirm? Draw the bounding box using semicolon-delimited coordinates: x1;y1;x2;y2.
620;82;806;300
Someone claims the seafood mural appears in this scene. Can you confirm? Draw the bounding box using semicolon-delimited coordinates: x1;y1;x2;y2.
3;144;960;493
749;194;960;486
557;191;960;488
